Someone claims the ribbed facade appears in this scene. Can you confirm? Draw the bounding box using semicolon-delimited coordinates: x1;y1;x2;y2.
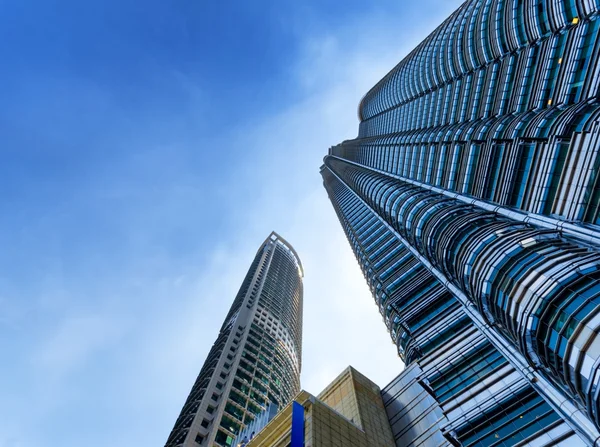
322;167;591;445
322;0;600;445
356;0;600;224
165;232;303;447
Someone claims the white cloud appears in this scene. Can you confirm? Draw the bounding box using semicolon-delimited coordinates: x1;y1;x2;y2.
149;0;467;408
33;315;127;380
287;189;404;392
0;3;466;446
125;15;440;442
216;0;464;393
217;15;425;392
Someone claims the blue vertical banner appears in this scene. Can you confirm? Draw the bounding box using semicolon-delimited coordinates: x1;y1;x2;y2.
290;401;305;447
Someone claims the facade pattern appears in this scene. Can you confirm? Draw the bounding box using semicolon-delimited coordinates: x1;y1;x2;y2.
234;403;278;446
356;0;600;225
244;367;396;447
322;0;600;444
165;232;303;447
322;167;589;446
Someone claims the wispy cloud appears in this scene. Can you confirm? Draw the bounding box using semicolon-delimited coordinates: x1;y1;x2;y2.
33;315;127;380
0;2;463;446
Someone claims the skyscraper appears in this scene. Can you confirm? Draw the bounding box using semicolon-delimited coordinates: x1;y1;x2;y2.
165;232;303;447
322;0;600;445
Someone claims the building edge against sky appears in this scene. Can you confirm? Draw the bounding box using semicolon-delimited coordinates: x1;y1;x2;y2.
322;0;600;445
321;164;591;446
165;232;303;447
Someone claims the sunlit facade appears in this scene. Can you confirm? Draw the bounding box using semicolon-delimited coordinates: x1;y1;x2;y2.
237;367;395;447
165;232;303;447
322;0;600;445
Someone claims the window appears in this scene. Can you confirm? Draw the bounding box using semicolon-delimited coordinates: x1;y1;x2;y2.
195;433;204;445
455;388;559;446
214;430;234;447
207;406;215;414
201;419;210;428
220;415;241;435
216;382;223;390
225;402;244;421
211;393;219;401
430;342;508;402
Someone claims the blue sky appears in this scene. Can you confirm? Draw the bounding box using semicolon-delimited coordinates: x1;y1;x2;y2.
0;1;462;446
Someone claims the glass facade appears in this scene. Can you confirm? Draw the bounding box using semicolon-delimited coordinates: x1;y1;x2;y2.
322;166;590;445
165;232;303;447
352;0;600;226
322;0;600;445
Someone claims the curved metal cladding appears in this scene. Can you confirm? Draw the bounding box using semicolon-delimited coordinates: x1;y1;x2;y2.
320;0;600;440
321;166;588;446
344;0;600;225
165;233;303;447
325;155;600;418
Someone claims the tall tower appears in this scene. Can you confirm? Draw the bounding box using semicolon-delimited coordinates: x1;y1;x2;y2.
322;0;600;445
165;232;303;447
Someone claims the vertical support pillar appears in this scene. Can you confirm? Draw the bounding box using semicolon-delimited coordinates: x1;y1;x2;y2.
291;401;305;447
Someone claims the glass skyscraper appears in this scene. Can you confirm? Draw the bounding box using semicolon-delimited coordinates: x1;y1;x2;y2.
165;232;303;447
322;0;600;445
